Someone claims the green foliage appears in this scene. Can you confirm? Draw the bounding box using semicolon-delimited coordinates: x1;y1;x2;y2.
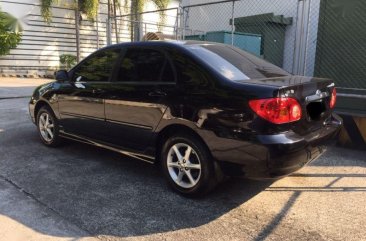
130;0;170;16
39;0;99;23
40;0;56;24
59;54;77;70
129;0;171;34
153;0;170;28
152;0;170;11
0;11;22;56
79;0;99;21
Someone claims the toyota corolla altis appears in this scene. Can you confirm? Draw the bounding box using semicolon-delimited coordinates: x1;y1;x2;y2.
29;41;342;196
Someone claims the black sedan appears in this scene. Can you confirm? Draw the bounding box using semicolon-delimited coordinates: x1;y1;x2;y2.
29;41;342;196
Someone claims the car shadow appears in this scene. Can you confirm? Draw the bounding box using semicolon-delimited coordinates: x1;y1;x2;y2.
0;125;273;238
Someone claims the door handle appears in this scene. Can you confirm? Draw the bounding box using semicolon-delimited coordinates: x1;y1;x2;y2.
148;90;167;97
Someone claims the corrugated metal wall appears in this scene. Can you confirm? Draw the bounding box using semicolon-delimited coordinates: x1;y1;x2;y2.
0;0;110;76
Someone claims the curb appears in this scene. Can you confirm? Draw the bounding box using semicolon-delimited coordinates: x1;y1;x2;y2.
0;96;31;100
1;74;54;79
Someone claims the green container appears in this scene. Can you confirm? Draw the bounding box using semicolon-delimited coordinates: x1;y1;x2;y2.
185;31;262;57
205;31;261;56
184;34;206;41
233;13;293;67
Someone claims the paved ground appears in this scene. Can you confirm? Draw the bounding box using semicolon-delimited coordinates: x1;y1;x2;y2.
0;77;52;99
0;78;365;241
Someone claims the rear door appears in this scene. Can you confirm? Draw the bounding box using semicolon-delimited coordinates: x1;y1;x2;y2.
103;47;177;151
58;48;121;140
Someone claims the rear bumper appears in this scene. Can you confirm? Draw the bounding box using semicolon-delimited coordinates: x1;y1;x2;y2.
208;114;342;178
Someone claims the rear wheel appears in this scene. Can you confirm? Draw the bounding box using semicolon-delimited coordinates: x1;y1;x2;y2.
161;134;218;197
36;106;62;147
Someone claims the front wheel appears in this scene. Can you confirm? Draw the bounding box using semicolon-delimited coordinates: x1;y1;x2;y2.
161;134;218;197
36;106;62;147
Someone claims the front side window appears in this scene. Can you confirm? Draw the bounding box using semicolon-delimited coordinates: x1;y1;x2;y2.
117;48;175;83
73;48;121;82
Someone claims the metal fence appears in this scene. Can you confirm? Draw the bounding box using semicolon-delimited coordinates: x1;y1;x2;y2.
107;7;181;44
107;0;366;93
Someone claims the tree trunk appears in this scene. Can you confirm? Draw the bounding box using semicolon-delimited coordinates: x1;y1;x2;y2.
130;1;134;41
75;6;80;62
107;0;112;45
96;2;99;49
133;0;140;41
113;0;119;43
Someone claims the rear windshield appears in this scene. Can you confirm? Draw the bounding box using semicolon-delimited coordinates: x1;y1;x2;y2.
186;44;289;81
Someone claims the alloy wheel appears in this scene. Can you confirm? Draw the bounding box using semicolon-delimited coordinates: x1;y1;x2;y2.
38;112;55;142
167;143;202;189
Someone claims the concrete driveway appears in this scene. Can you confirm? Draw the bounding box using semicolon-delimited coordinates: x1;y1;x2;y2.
0;78;365;241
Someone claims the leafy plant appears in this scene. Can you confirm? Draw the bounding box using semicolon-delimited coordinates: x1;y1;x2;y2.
40;0;99;22
127;0;171;39
79;0;99;21
40;0;55;24
0;10;22;56
60;54;77;70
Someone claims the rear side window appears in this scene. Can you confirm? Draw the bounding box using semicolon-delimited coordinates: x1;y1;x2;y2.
168;48;212;91
116;48;175;83
72;48;121;82
200;44;290;79
186;45;250;81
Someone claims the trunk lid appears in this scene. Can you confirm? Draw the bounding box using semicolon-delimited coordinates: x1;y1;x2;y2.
240;76;336;135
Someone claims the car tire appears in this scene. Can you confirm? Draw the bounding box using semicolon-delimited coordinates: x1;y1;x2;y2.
161;134;218;197
36;106;62;147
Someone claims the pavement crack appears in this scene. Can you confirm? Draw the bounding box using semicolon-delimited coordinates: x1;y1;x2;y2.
0;173;101;240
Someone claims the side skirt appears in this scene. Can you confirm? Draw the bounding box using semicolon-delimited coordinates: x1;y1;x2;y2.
59;130;155;164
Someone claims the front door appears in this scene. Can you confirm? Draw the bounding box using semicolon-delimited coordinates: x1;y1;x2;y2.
58;48;121;140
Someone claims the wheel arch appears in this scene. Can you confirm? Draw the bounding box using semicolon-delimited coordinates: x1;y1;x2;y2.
155;124;211;164
34;100;53;120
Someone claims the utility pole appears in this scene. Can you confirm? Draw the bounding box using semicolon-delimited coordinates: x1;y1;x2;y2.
107;0;112;45
75;1;80;62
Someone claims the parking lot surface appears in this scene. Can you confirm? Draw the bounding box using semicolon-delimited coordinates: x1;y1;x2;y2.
0;80;365;241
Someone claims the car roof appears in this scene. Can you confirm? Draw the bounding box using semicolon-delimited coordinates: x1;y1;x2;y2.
104;40;224;50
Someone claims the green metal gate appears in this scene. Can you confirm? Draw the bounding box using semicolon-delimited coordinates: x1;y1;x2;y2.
315;0;366;115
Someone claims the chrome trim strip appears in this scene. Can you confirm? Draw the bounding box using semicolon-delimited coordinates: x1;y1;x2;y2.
60;112;105;122
59;131;155;164
60;112;152;130
106;119;152;130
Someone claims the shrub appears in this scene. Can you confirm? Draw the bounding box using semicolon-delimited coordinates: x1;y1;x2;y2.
0;11;22;56
60;54;77;70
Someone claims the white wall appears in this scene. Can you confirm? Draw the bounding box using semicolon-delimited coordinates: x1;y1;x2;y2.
0;0;111;75
0;0;180;75
142;1;180;35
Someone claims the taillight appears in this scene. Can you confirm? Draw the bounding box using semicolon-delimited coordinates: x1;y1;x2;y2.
249;98;302;124
330;88;336;109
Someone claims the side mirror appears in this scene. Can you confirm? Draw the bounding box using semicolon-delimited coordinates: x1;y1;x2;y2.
55;70;69;82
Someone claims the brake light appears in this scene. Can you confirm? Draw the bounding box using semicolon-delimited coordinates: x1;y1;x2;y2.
249;98;302;124
330;88;336;109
